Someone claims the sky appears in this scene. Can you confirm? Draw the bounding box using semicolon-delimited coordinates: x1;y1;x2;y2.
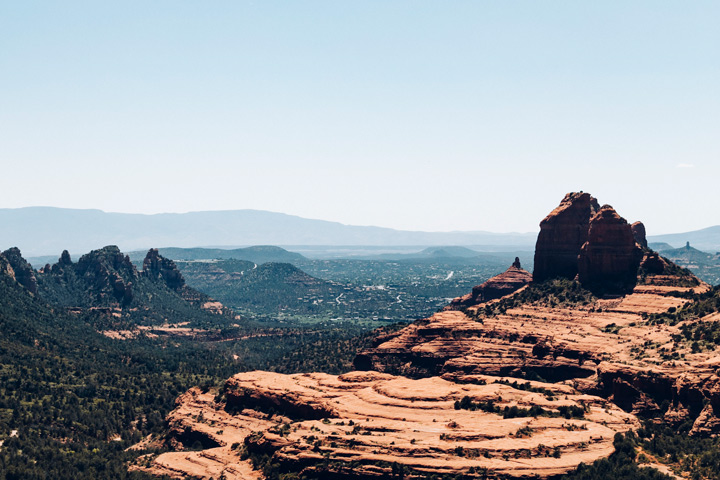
1;1;718;235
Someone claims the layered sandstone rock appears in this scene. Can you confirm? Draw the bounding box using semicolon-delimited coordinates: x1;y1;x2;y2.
138;192;719;480
533;192;599;282
356;269;717;424
448;258;532;310
134;371;637;479
578;205;643;294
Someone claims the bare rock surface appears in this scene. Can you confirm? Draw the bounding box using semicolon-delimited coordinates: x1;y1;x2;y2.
533;192;599;282
533;193;644;294
136;192;720;479
632;221;648;249
578;205;643;293
356;271;717;426
134;372;636;479
448;259;532;310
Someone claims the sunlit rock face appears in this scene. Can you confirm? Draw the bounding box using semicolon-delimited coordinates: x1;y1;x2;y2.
132;371;637;480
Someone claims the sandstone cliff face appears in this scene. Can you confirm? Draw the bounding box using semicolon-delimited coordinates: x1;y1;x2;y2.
448;258;532;310
533;193;646;294
578;206;643;294
357;193;715;430
533;192;599;282
355;276;715;421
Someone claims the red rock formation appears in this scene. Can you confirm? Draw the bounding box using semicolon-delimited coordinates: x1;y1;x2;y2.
448;259;531;309
632;221;648;249
578;205;643;293
134;371;637;479
639;251;667;275
533;192;599;282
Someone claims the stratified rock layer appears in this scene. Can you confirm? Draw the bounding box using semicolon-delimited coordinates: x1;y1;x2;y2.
356;270;715;427
578;205;643;293
448;258;532;309
134;371;637;479
533;192;599;282
136;191;717;480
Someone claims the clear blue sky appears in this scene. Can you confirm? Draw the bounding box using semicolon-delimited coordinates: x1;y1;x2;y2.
1;1;718;234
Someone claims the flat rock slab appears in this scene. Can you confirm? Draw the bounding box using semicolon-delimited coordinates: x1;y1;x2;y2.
135;371;637;479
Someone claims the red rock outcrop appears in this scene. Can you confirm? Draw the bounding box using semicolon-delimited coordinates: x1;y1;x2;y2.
640;251;668;275
448;258;532;310
534;193;646;293
578;205;643;293
632;221;648;249
138;192;720;480
533;192;600;282
134;371;637;479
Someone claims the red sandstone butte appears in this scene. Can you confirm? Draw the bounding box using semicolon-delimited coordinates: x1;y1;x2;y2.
578;205;643;293
533;192;600;282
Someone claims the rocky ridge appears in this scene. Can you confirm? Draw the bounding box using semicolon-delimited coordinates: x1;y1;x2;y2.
2;247;38;294
448;257;532;310
135;192;719;479
533;193;643;294
134;371;636;479
34;245;235;329
37;245;199;307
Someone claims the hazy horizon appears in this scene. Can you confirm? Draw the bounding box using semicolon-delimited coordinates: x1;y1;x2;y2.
2;2;718;235
3;204;719;238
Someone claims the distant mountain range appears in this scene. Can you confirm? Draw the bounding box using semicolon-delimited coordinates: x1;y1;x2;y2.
1;207;538;256
3;206;719;258
647;226;720;253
